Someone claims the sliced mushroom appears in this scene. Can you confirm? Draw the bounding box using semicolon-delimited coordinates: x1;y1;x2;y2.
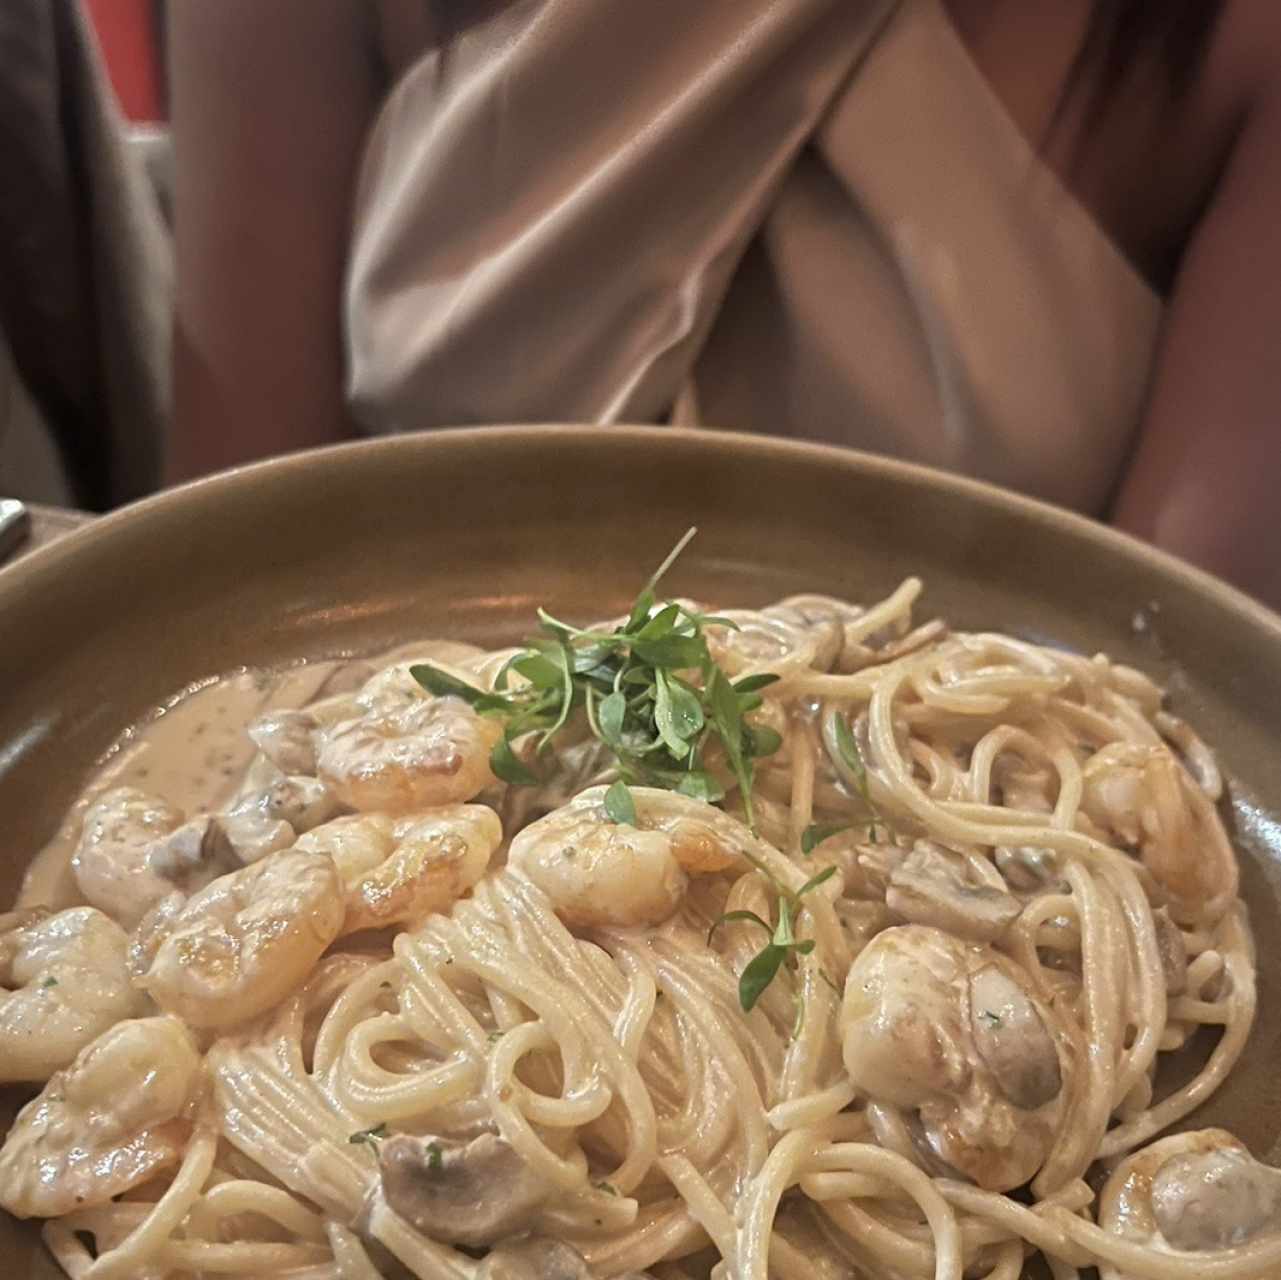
854;842;906;897
886;842;1021;942
256;774;341;831
145;816;240;889
1152;907;1188;996
206;811;295;866
994;845;1060;893
248;710;319;776
968;964;1063;1110
842;926;1069;1191
379;1133;549;1248
1151;1145;1281;1251
210;775;345;865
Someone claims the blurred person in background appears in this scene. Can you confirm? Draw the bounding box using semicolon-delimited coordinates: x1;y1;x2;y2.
0;0;170;509
168;1;1280;607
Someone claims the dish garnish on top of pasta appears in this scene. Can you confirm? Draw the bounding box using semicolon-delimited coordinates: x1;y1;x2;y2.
0;532;1274;1280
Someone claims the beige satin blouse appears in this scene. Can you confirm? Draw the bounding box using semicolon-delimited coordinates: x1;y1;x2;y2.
346;0;1162;514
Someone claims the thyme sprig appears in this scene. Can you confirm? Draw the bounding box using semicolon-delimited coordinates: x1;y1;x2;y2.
708;858;837;1012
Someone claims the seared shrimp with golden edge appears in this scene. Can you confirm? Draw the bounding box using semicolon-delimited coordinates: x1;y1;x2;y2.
316;666;502;813
129;849;345;1030
1081;743;1239;922
294;803;501;933
507;784;748;927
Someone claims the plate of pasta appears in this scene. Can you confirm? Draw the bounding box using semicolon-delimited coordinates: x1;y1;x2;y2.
0;426;1278;1280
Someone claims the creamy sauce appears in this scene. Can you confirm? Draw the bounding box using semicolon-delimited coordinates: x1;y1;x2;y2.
17;640;485;910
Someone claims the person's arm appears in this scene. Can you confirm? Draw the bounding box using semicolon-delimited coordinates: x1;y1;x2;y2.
1112;20;1281;609
167;0;382;483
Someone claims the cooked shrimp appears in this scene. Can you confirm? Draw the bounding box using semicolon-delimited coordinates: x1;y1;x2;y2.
840;924;1071;1191
129;850;345;1031
317;686;502;814
1081;743;1238;921
0;1016;201;1218
0;907;145;1084
72;787;233;929
294;804;501;933
1100;1129;1281;1258
507;785;749;928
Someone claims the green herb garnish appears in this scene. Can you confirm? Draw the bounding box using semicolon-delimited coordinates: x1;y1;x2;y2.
709;861;837;1013
40;976;58;990
800;823;851;856
348;1122;388;1147
426;1141;444;1171
603;779;637;825
832;713;882;840
411;529;782;827
979;1010;1002;1028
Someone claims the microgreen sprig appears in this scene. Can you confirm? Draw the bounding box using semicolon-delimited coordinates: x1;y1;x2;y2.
708;859;837;1012
410;529;782;826
801;710;883;847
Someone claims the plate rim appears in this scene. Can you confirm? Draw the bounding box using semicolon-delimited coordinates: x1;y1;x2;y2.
4;424;1279;643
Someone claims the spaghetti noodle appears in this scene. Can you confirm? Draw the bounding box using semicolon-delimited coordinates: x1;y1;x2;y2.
0;576;1274;1280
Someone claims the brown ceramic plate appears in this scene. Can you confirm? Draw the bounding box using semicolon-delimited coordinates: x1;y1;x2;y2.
1;425;1279;1274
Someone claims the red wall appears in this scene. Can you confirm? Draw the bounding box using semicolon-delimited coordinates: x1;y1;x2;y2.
85;0;165;122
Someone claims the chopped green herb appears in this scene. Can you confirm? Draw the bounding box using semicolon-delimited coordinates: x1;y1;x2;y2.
746;726;783;759
593;1180;620;1197
603;779;637;826
979;1010;1002;1028
800;823;851;856
831;713;883;840
739;946;788;1012
797;865;838;898
706;909;773;946
348;1123;388;1147
596;690;627;746
408;665;484;704
732;673;782;694
490;735;538;786
40;976;58;990
426;1141;444;1171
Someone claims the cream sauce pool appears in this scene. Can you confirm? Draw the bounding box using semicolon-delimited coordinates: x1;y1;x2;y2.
17;641;485;910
